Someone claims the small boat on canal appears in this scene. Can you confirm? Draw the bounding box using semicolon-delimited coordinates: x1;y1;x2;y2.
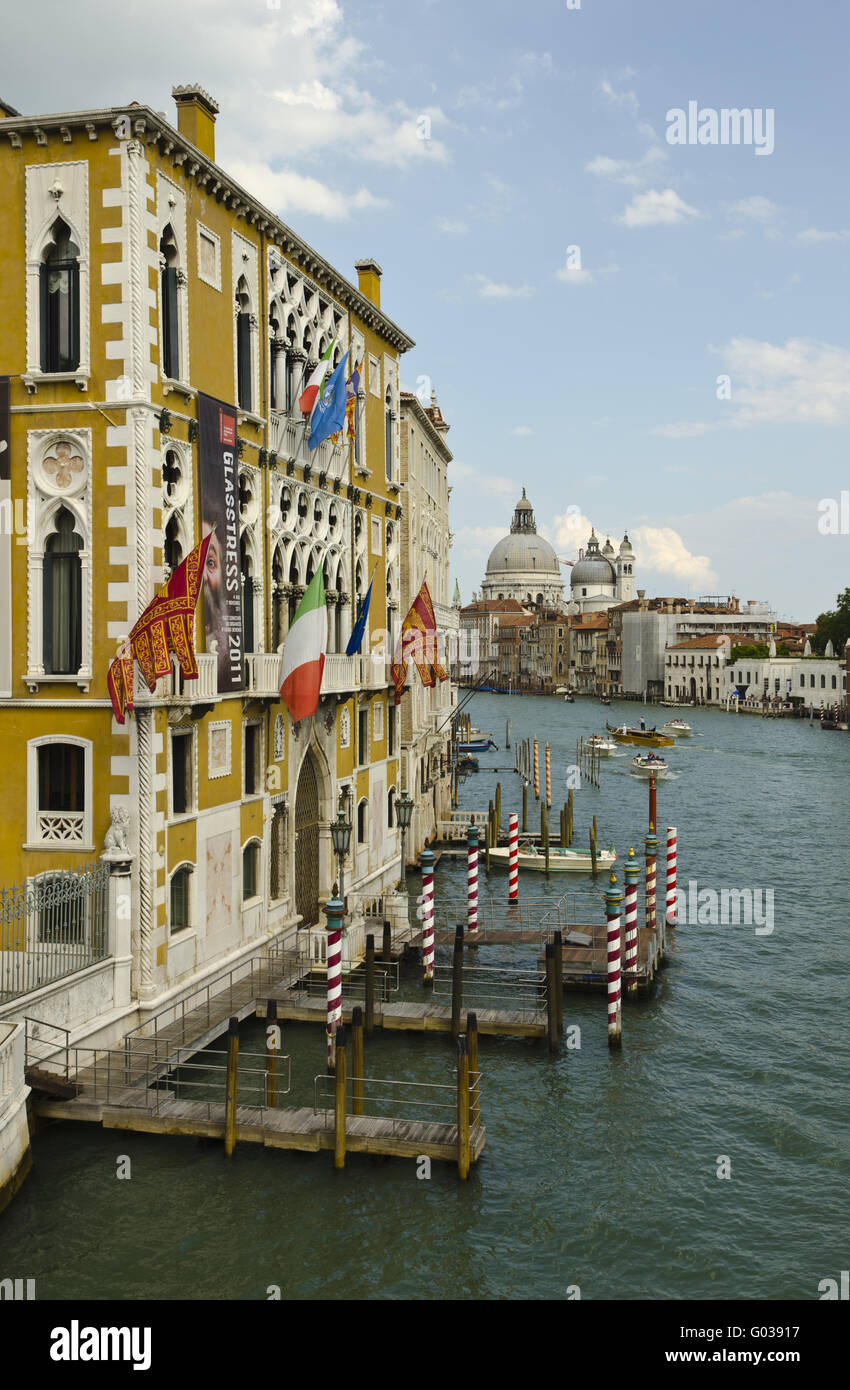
607;721;675;748
458;738;497;754
661;718;693;737
631;752;670;778
587;733;618;755
487;844;617;873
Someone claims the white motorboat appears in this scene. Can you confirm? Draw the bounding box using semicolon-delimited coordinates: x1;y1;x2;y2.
631;753;670;778
662;718;692;737
586;733;618;755
487;844;617;873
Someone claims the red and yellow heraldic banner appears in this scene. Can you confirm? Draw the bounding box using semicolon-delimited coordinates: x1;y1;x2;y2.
107;533;212;724
391;580;448;706
198;393;243;693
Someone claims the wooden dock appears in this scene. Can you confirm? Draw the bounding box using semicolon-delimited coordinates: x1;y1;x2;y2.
262;988;548;1039
34;1093;484;1165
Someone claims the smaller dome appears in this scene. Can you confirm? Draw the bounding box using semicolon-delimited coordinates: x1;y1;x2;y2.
620;533;633;553
571;530;616;587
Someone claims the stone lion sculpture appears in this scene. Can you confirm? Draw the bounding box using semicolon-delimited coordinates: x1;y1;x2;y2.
103;805;131;858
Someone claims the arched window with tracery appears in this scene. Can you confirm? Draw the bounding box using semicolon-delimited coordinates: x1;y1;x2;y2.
40;218;80;373
160;224;180;381
43;506;83;674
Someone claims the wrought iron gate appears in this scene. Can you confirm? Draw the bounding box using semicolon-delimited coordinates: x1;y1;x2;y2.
294;753;320;927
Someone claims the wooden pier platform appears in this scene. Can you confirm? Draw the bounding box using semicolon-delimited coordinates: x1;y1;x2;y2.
34;1094;485;1165
261;988;548;1039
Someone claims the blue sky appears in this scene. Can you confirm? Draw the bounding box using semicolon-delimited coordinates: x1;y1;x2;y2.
9;0;850;620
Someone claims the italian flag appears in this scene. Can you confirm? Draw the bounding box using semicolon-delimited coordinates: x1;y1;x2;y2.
299;341;334;416
280;569;327;722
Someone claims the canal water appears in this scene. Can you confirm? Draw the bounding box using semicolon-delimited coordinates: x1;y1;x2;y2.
2;694;848;1300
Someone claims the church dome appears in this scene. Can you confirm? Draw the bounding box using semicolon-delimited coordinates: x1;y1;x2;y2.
571;530;616;586
486;532;560;574
481;489;564;604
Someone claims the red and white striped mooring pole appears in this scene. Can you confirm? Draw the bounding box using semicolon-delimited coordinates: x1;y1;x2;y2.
420;848;435;984
326;893;344;1071
508;812;519;901
467;823;479;935
666;826;678;925
623;847;640;996
605;870;623;1048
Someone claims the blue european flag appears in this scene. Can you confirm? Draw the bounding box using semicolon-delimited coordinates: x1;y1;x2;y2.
308;349;350;451
345;575;373;656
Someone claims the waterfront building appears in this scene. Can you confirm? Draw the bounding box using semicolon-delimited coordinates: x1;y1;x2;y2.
568;612;609;694
619;594;779;698
0;86;418;1041
480;491;564;608
664;634;730;704
720;640;847;713
456;596;528;685
398;390;455;858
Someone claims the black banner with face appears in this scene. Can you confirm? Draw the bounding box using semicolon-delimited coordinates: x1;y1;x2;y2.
197;393;243;692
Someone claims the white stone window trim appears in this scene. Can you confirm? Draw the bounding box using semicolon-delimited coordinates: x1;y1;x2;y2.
373;700;384;742
368;354;381;398
168;860;196;936
158;172;191;392
232;232;261;419
25;735;94;852
196;222;222;291
241;835;264;907
168;724;197;822
24;161;91;395
207;720;232;780
25;428;92;692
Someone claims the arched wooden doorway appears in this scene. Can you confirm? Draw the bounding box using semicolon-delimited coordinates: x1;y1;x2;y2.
295;751;321;927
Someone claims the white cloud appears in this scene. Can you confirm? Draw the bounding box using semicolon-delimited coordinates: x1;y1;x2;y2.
620;188;701;227
726;196;781;224
511;426;533;436
555;263;594;286
585;144;666;187
714;337;850;427
451;461;518;497
631;526;716;589
599;78;639;112
474;274;535;300
796;226;850;243
651;422;713;439
436;216;468;235
228;159;385;221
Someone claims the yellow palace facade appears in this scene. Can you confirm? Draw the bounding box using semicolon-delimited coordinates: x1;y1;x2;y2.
0;86;414;1039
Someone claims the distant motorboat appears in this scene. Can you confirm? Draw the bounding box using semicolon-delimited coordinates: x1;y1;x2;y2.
599;696;611;706
458;739;497;754
586;733;618;755
662;718;692;737
608;721;675;748
487;844;617;873
631;752;670;778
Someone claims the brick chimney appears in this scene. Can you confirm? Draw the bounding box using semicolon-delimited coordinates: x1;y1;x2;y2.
172;85;219;161
354;258;382;308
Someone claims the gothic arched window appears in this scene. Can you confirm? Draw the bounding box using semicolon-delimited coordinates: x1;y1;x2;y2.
236;275;252;412
43;507;83;674
40;218;80;373
160;224;180;380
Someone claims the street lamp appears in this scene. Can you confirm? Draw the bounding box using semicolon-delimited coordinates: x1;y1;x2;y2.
330;806;352;904
395;788;414;893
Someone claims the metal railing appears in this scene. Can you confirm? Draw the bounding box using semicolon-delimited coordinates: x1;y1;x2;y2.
312;1071;475;1136
152;1047;292;1122
0;862;110;1002
432;961;547;1014
283;959;398;1004
122;945;310;1064
427;894;581;937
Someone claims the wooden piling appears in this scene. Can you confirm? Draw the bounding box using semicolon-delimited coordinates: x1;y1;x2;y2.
351;1006;364;1117
466;1011;480;1127
224;1015;239;1157
545;944;558;1053
552;929;564;1032
505;719;511;749
456;1035;470;1180
382;919;392;964
589;821;598;877
649;773;657;834
567;788;574;845
522;780;528;833
334;1024;347;1169
364;933;375;1036
265;1000;278;1110
543;807;550;874
451;924;464;1039
495;780;502;832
